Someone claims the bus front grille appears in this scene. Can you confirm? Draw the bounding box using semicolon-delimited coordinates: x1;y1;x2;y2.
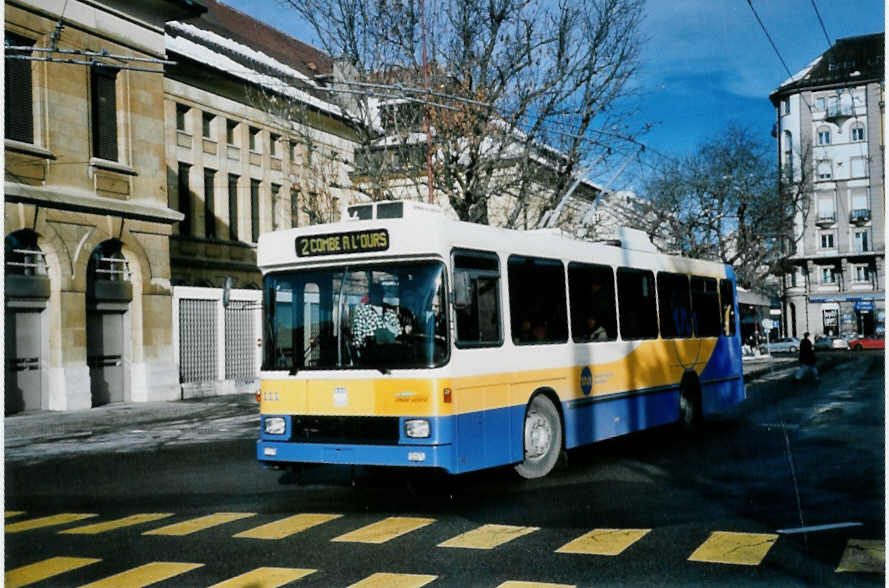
289;416;400;445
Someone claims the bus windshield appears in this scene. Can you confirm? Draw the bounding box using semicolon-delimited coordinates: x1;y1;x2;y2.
263;261;448;371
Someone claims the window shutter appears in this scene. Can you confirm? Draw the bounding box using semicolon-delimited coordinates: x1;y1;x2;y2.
5;32;34;143
91;67;119;161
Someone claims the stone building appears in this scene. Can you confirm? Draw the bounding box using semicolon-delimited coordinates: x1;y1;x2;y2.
4;0;205;413
770;33;885;338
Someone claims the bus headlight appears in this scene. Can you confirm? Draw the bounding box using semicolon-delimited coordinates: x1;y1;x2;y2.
404;419;430;438
264;417;286;435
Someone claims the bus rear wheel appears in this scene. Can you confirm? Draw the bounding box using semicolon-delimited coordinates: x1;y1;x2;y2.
515;394;562;479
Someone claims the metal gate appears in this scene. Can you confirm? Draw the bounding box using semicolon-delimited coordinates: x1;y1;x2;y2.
225;301;255;380
179;298;218;383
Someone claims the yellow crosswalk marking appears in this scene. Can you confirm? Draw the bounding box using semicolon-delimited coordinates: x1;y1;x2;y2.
332;517;436;544
78;562;203;588
688;531;778;566
836;539;885;573
6;513;98;533
347;572;438;588
438;524;539;549
5;511;26;518
497;582;575;588
144;512;256;536
234;513;342;540
60;513;173;535
207;567;316;588
556;528;651;556
5;556;100;588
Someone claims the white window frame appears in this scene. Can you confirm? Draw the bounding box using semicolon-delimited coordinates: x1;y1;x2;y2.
816;160;833;180
853;229;870;253
821;267;835;284
819;231;836;250
851;123;865;142
817;127;831;145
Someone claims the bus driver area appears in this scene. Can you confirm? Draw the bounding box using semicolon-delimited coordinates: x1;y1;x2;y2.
256;201;744;478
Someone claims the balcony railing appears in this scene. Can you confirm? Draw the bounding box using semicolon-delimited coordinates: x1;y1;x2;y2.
850;208;871;223
825;104;854;119
815;213;836;226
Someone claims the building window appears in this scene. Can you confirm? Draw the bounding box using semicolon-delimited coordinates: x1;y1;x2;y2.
226;120;237;145
850;188;869;220
228;174;239;241
850;157;867;178
249;127;260;152
821;267;835;284
816;191;835;222
854;229;870;253
291;189;300;228
851;123;865;142
781;97;790;115
816;160;832;180
202;112;214;139
175;104;188;132
815;96;826;111
854;265;871;283
91;67;119;161
816;127;831;146
177;163;191;236
5;32;34;143
204;168;216;239
270;133;280;157
819;232;835;249
290;140;299;163
250;179;261;242
271;183;281;230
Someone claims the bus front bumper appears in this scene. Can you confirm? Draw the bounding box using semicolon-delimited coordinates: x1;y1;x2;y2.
256;440;456;473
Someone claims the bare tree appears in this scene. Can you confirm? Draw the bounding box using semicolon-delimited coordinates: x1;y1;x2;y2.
636;124;812;290
284;0;646;225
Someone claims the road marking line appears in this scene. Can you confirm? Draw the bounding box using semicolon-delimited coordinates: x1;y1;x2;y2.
332;517;436;544
438;524;539;550
777;522;863;534
497;582;576;588
207;567;316;587
347;572;437;588
6;513;98;533
60;513;173;535
5;511;26;518
835;539;884;573
5;556;101;588
556;528;651;556
688;531;778;566
234;513;342;540
144;512;256;536
78;561;203;588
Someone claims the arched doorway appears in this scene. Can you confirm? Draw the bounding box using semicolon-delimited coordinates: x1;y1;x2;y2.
5;230;51;414
86;240;132;406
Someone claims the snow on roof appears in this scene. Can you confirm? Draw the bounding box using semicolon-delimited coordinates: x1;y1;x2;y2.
777;55;823;90
166;21;343;118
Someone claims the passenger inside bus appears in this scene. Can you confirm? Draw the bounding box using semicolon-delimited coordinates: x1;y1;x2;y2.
582;315;608;341
350;282;401;349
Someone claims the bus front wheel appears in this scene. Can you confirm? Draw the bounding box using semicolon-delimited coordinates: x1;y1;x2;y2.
515;394;562;479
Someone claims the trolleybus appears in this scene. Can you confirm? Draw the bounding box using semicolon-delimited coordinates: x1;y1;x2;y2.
256;200;744;478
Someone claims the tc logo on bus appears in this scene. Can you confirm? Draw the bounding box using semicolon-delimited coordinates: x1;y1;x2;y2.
580;366;593;396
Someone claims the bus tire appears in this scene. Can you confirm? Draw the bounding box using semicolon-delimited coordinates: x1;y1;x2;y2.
515;394;562;479
678;374;702;433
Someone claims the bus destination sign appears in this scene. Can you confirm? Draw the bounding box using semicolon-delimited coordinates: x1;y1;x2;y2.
296;229;389;257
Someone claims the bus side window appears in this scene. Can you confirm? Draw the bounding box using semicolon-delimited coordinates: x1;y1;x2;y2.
691;276;721;337
719;279;737;336
508;255;568;345
617;268;658;340
656;272;692;339
568;262;617;342
453;251;502;347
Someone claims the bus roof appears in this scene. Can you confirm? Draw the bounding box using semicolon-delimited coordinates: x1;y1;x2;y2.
257;201;732;279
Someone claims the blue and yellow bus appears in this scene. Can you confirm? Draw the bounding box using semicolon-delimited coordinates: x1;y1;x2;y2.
256;201;744;478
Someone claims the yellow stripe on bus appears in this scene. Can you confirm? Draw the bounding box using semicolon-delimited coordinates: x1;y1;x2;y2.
438;524;539;550
6;557;100;588
144;512;256;536
332;517;436;544
556;528;651;556
234;513;342;540
347;573;438;588
6;513;98;533
207;567;316;588
60;513;173;535
78;562;203;588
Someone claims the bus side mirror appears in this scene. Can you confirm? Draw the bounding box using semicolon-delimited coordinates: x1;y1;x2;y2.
453;271;471;310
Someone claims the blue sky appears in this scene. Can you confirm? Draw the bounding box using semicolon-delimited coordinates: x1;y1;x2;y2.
224;0;883;185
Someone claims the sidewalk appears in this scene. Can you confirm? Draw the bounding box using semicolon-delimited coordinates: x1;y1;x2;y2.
5;356;804;464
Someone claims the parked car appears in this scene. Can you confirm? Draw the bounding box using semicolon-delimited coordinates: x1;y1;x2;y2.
847;335;885;351
758;337;801;354
814;335;848;351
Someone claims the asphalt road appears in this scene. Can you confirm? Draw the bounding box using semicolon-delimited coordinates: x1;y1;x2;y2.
5;352;884;587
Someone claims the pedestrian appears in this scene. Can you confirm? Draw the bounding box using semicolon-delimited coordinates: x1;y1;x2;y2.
794;332;819;383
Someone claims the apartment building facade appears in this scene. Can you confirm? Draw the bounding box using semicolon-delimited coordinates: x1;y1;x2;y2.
770;33;884;339
4;0;204;413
